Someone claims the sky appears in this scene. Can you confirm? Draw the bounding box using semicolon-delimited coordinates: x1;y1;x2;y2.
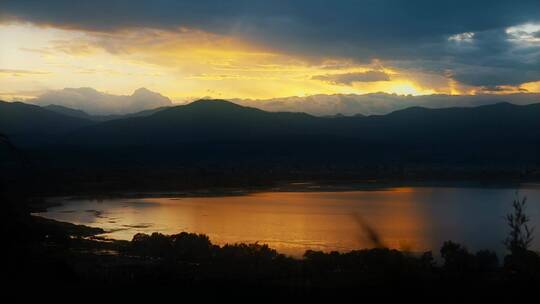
1;0;540;112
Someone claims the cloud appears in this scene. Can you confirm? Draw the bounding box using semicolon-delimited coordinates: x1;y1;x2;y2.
448;32;475;42
0;69;50;76
233;93;540;116
28;87;172;115
479;86;518;92
1;1;540;88
312;71;390;85
451;66;540;87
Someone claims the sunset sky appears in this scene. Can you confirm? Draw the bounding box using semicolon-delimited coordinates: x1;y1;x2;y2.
1;0;540;103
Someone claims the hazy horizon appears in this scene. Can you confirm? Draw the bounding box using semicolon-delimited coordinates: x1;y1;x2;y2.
3;87;540;116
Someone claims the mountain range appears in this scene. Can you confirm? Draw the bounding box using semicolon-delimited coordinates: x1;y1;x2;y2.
1;99;539;167
44;104;168;122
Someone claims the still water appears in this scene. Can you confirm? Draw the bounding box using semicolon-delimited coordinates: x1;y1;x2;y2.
37;185;540;257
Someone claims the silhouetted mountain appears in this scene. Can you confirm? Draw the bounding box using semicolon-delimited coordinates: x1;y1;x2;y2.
63;99;321;146
0;100;94;146
54;99;540;167
45;104;92;120
4;99;540;167
44;104;168;122
322;113;347;118
119;106;169;119
360;102;540;145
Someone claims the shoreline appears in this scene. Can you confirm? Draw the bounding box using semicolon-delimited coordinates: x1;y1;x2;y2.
34;178;540;205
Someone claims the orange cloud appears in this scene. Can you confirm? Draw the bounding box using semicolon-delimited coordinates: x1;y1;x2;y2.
2;22;537;102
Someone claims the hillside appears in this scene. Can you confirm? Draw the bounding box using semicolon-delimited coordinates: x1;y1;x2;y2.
54;100;540;166
0;101;94;146
3;99;540;166
62;99;323;146
45;104;169;122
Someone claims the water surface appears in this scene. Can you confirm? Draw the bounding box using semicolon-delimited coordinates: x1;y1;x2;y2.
37;185;540;257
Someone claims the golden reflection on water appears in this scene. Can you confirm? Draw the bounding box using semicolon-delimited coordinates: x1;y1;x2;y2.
40;188;438;257
37;186;540;256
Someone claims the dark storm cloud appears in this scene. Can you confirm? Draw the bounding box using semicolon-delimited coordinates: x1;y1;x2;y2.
1;0;539;87
1;1;538;38
452;67;540;87
312;71;390;85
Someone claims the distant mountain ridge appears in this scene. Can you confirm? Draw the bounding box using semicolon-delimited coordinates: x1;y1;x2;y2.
233;92;540;116
61;99;321;146
29;87;172;115
45;104;169;122
2;99;539;166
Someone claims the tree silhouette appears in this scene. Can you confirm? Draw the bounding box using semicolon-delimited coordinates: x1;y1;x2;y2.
504;196;535;254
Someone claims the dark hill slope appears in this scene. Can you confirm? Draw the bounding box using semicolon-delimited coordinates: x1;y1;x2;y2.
0;101;94;146
58;100;540;165
4;99;539;166
64;99;325;146
44;104;168;121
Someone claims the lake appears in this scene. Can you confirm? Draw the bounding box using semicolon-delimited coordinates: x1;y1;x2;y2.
36;184;540;257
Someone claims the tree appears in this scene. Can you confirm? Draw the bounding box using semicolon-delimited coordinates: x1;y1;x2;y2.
504;196;534;254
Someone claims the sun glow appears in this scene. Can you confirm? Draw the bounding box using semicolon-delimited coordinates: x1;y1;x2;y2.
0;22;531;102
386;82;435;96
